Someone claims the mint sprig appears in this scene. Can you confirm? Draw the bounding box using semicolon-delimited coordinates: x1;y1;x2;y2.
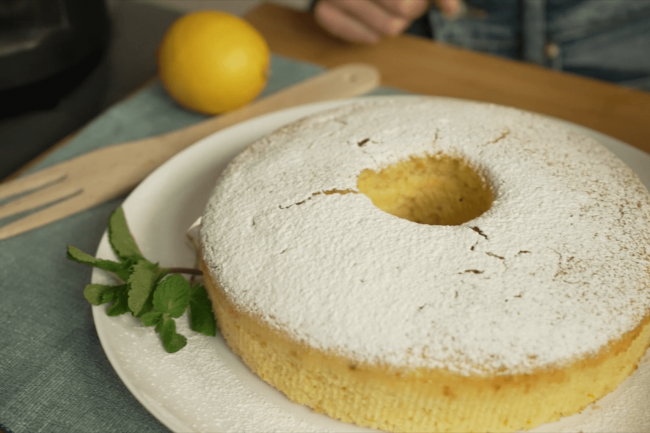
153;274;191;318
189;283;217;337
68;207;217;353
128;260;163;317
68;246;133;282
108;207;145;262
84;283;120;305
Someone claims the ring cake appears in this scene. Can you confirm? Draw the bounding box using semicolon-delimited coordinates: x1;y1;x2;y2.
199;97;650;432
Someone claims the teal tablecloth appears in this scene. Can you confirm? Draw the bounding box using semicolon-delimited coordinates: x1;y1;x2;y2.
0;55;402;433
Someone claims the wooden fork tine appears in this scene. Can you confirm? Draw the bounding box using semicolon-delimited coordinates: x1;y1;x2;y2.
0;193;91;241
0;183;82;220
0;168;67;201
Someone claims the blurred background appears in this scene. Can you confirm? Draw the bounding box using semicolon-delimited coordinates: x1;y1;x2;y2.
142;0;309;14
0;0;309;180
5;0;646;181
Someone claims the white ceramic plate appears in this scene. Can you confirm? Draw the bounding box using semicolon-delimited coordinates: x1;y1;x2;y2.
92;97;650;433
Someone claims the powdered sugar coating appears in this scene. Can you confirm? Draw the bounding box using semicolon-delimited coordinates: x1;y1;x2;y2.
201;97;650;376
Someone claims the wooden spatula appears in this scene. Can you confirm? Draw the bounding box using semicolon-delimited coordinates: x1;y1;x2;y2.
0;63;380;240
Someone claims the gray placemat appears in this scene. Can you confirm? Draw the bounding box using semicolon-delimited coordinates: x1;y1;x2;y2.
0;54;404;433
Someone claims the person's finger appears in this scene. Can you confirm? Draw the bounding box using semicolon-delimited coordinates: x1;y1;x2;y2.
314;1;381;44
435;0;461;17
376;0;429;20
326;0;410;36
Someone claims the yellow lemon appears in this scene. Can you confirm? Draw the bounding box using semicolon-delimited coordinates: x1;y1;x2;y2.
158;11;270;114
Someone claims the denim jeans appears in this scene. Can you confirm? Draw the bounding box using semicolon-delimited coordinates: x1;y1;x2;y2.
311;0;650;91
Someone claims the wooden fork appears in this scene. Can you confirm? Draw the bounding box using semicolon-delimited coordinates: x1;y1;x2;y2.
0;64;380;241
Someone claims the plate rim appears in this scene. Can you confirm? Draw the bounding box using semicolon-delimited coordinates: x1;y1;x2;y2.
91;95;650;432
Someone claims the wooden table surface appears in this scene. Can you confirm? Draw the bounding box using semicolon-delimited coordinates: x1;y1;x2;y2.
247;3;650;154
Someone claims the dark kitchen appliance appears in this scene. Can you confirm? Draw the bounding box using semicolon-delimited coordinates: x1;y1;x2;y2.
0;1;182;181
0;0;109;91
0;0;110;178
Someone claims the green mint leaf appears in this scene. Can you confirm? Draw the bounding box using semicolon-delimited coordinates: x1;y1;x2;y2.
155;318;164;334
138;299;154;316
84;283;121;305
140;311;163;327
127;260;160;317
153;274;190;319
166;334;187;353
108;207;144;263
67;245;132;282
106;285;130;316
189;284;217;336
158;315;187;353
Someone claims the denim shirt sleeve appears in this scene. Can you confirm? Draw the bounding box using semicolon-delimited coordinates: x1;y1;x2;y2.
546;0;650;90
427;0;650;91
428;0;523;59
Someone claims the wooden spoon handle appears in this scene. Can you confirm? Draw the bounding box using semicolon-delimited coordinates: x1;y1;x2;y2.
153;63;380;155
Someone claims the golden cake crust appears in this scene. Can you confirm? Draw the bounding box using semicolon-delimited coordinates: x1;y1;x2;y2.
202;255;650;432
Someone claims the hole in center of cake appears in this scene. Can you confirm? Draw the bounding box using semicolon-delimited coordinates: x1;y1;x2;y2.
357;154;493;225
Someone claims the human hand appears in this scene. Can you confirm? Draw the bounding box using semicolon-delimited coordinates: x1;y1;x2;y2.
314;0;461;44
